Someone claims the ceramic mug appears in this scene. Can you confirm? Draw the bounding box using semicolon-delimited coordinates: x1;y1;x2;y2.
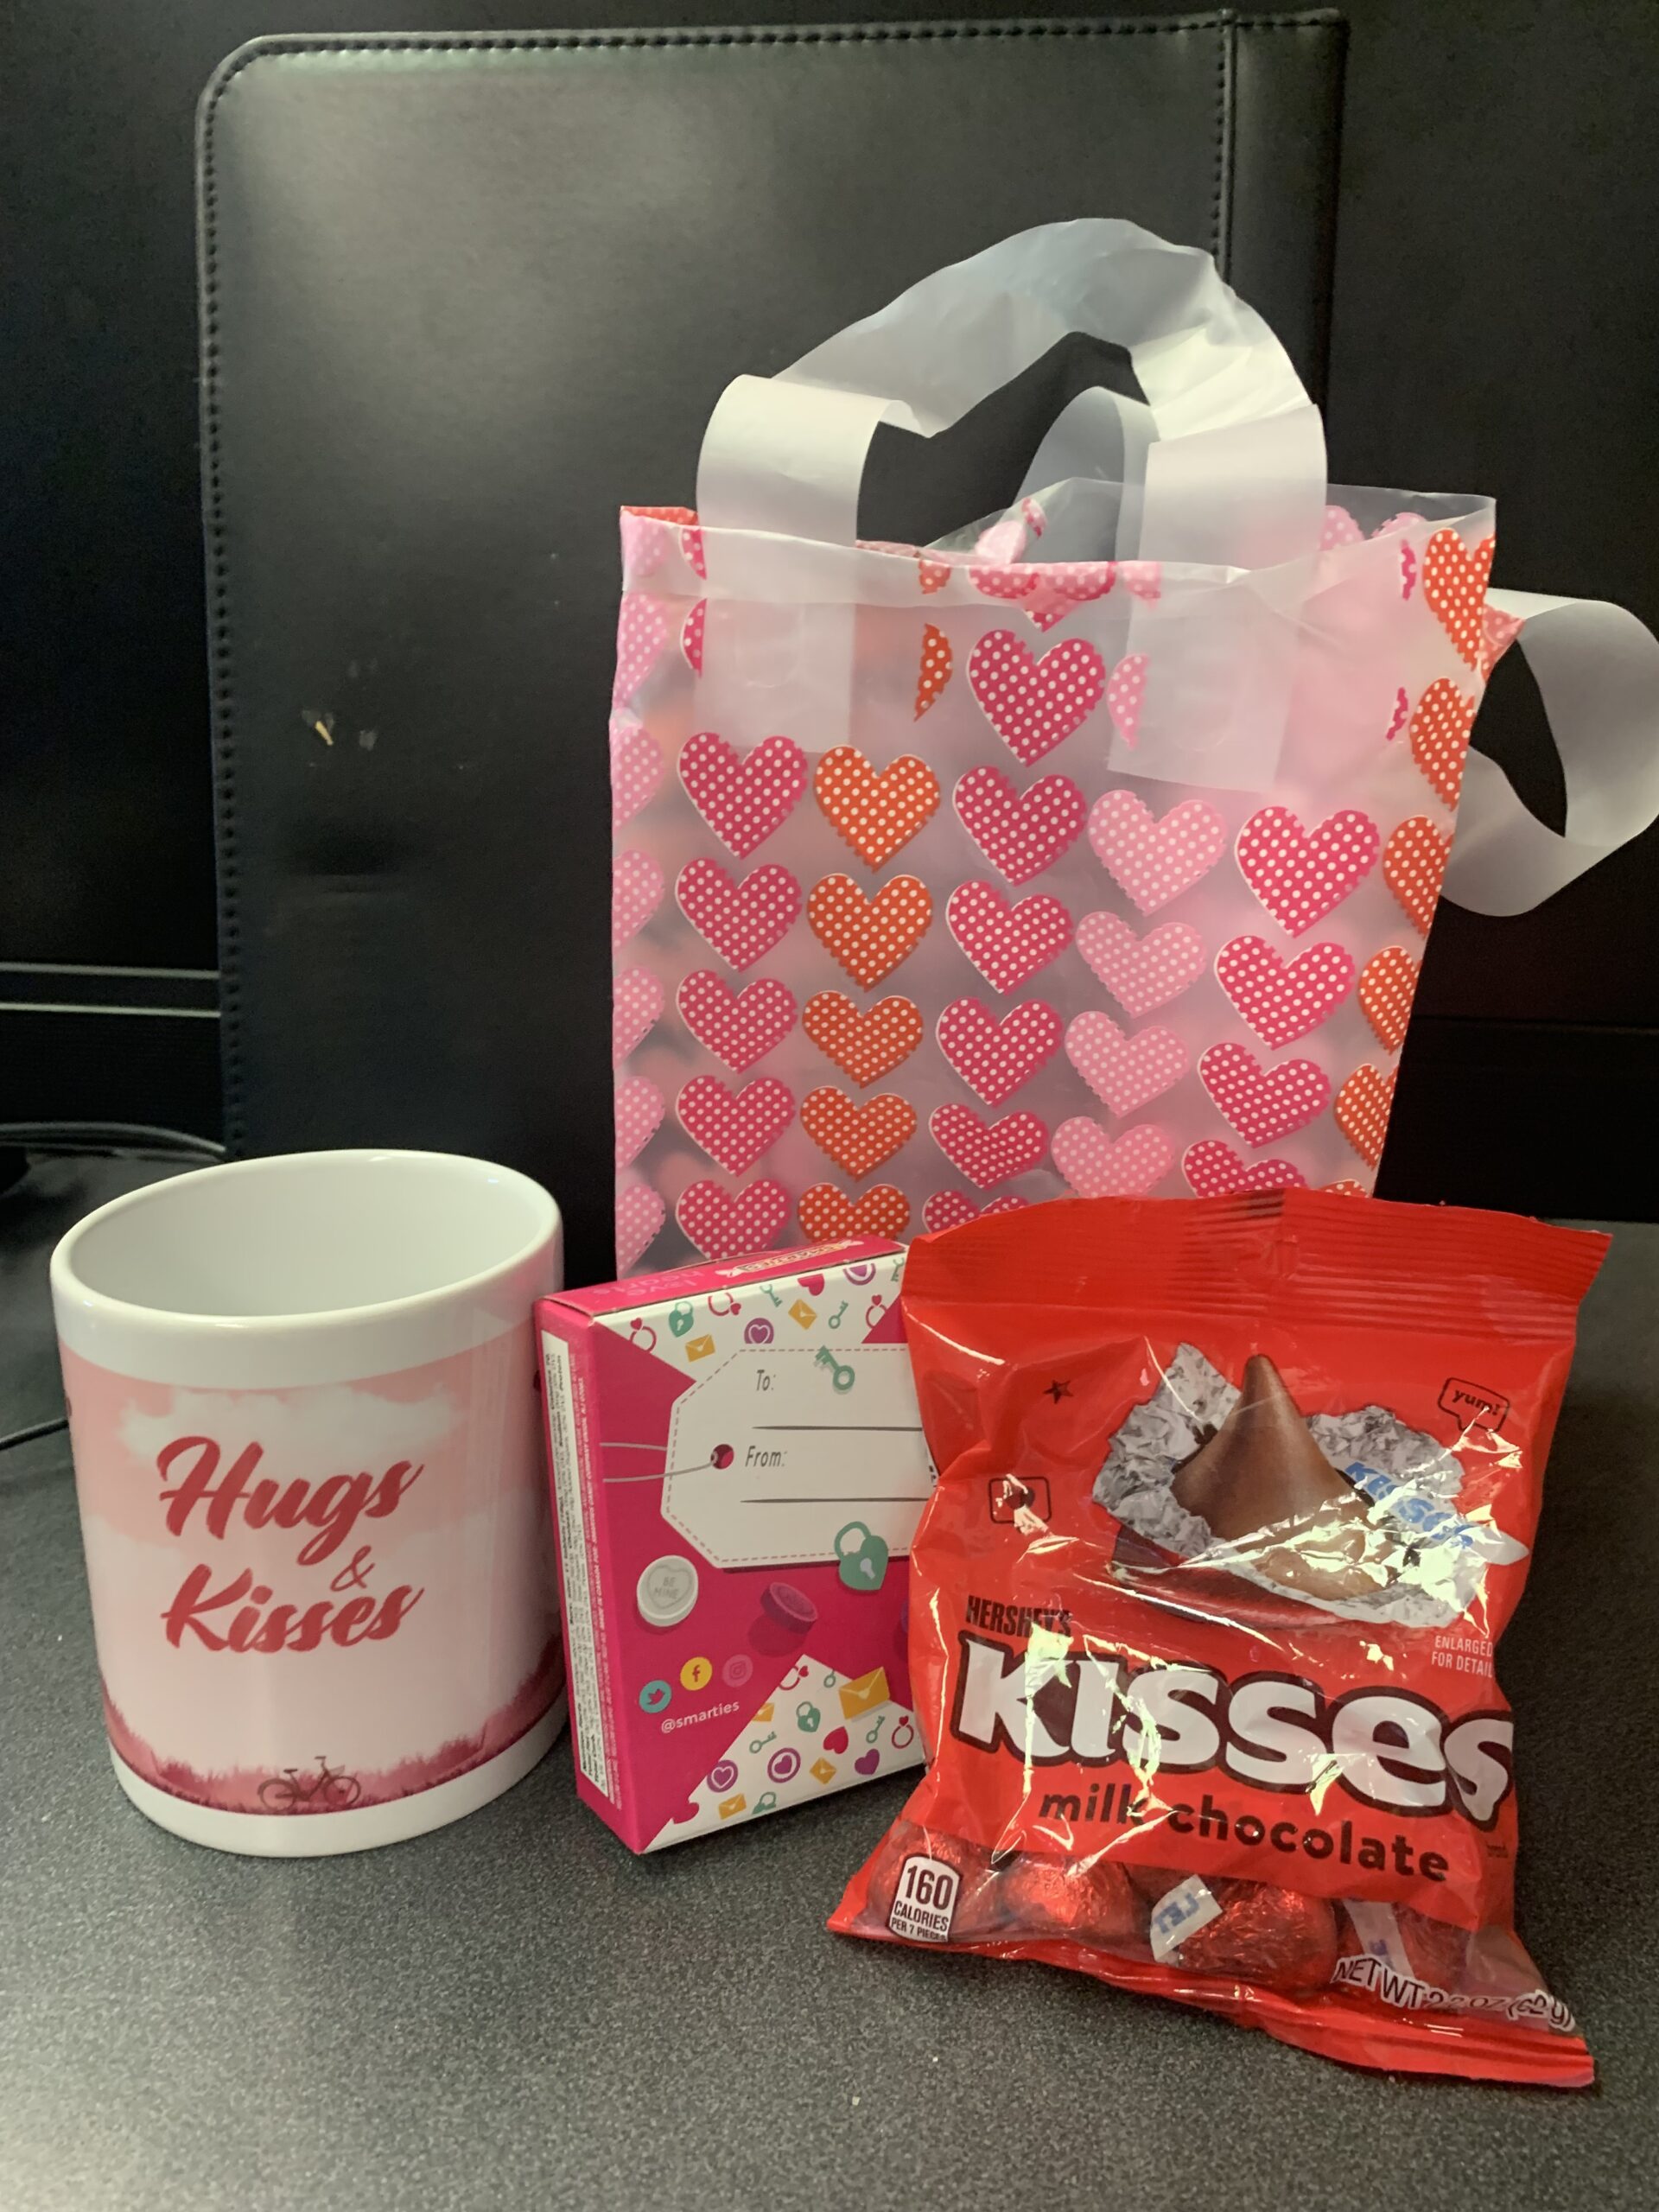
51;1148;565;1855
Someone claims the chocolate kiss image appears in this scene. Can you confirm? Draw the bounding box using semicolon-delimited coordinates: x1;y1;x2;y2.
1171;1355;1389;1603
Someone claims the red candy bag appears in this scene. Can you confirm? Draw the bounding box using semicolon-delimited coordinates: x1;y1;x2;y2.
830;1192;1607;2087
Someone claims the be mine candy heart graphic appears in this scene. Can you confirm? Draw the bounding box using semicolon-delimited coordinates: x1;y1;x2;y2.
615;1181;665;1273
1182;1140;1306;1198
679;731;808;857
1065;1012;1189;1119
1383;817;1451;935
1335;1064;1397;1167
1423;528;1495;668
1051;1116;1174;1198
1075;912;1205;1018
615;1077;664;1169
802;992;921;1088
613;595;668;703
610;715;662;830
815;746;940;868
801;1087;917;1179
921;1190;1028;1235
613;850;664;950
1214;935;1356;1048
613;966;664;1066
1409;677;1478;807
677;861;801;970
1235;806;1381;937
946;882;1073;995
915;626;953;719
1105;653;1148;746
1198;1042;1331;1148
1357;945;1419;1054
677;971;796;1071
676;1178;789;1262
798;1184;910;1242
1089;791;1227;914
937;997;1063;1108
808;874;931;988
681;600;707;673
954;766;1086;886
968;631;1106;764
678;1076;795;1174
929;1103;1048;1190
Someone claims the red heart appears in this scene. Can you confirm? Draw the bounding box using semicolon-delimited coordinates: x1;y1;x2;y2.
677;1076;795;1174
798;1184;910;1241
1409;677;1478;807
1198;1042;1331;1147
1423;529;1495;668
1182;1140;1306;1197
1382;817;1451;936
954;766;1086;886
801;1087;917;1179
798;1274;825;1295
1357;946;1419;1054
677;971;796;1071
1335;1065;1396;1167
807;874;932;988
921;1190;1028;1235
677;860;802;970
676;1179;789;1262
1235;806;1381;938
802;992;922;1089
945;882;1073;995
929;1103;1048;1190
968;631;1106;765
936;997;1064;1107
678;731;808;858
823;1726;849;1755
1213;936;1356;1048
814;745;940;867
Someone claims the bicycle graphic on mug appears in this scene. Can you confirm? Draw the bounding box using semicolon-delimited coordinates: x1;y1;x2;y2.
257;1755;363;1814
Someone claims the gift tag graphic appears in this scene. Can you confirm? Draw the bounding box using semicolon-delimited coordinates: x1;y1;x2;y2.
968;631;1106;764
679;731;809;857
1051;1116;1174;1197
946;882;1073;995
954;766;1086;885
1089;791;1227;914
1075;912;1206;1018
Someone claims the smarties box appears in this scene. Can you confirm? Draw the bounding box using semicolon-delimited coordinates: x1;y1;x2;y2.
535;1239;931;1852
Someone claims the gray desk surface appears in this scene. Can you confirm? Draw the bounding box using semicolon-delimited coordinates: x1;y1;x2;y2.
3;1161;1655;2210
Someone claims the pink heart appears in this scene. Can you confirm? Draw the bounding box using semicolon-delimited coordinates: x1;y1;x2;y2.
682;600;706;673
1021;496;1047;538
945;882;1073;995
968;632;1106;764
969;560;1039;601
1320;505;1365;550
1482;603;1524;677
613;594;668;704
1198;1042;1332;1147
676;1178;790;1263
1051;1116;1174;1198
610;715;662;830
855;1750;880;1776
677;861;801;971
613;850;664;950
823;1726;849;1755
953;766;1085;887
1235;806;1381;938
616;1182;665;1272
1089;791;1227;914
973;513;1029;564
1026;562;1116;632
615;1076;665;1168
1384;687;1410;744
676;971;796;1071
1183;1139;1306;1198
677;1076;795;1174
937;997;1063;1108
1064;1011;1189;1118
612;967;664;1067
1118;562;1160;602
1074;912;1205;1017
921;1190;1029;1236
680;524;706;578
1105;654;1147;746
1214;935;1356;1048
679;730;809;858
929;1103;1049;1191
620;512;670;579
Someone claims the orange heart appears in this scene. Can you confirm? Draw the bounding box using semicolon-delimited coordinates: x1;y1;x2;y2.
800;1086;918;1179
798;1182;910;1241
915;624;953;721
1323;1178;1367;1197
1409;677;1477;807
1383;817;1451;935
1335;1064;1396;1167
814;747;941;868
918;552;951;594
807;874;932;988
1423;529;1494;669
802;991;922;1088
1357;946;1420;1053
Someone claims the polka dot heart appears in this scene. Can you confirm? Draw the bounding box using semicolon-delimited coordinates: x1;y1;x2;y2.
815;746;940;868
1423;528;1495;668
1051;1116;1175;1198
807;874;931;988
969;562;1039;603
613;850;664;950
1027;563;1116;633
1409;677;1478;807
937;997;1064;1107
954;766;1086;886
974;513;1029;565
616;1180;666;1273
946;881;1073;995
800;1086;917;1179
1335;1063;1397;1167
918;552;951;594
677;1075;795;1174
1065;1011;1189;1119
613;594;668;705
1089;791;1228;914
1324;1179;1368;1198
1214;935;1356;1048
681;600;706;674
922;1190;1029;1235
676;1178;790;1263
929;1103;1049;1190
1382;817;1451;935
1320;505;1364;550
679;524;706;578
1384;686;1409;745
614;1076;665;1169
1105;653;1148;747
678;731;808;858
677;860;801;971
676;970;797;1071
798;1183;911;1242
968;631;1106;765
802;992;923;1088
613;966;664;1066
1482;602;1525;678
619;512;671;581
610;715;663;830
915;625;954;719
1235;805;1381;937
1198;1041;1332;1148
1357;945;1420;1054
1118;562;1161;603
1182;1140;1306;1198
1075;912;1206;1018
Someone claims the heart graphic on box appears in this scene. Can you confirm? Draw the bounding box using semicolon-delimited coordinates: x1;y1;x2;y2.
946;881;1072;994
937;997;1063;1107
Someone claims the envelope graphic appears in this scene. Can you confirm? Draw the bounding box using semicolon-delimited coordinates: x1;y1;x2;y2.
810;1758;837;1785
718;1794;747;1820
837;1667;889;1720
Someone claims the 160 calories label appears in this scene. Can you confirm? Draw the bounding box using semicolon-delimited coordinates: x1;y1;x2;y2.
887;1854;962;1942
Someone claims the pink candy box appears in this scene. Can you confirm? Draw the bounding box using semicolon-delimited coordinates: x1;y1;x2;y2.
536;1237;929;1851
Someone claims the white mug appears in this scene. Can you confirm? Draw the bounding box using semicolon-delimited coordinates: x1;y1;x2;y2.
51;1148;565;1855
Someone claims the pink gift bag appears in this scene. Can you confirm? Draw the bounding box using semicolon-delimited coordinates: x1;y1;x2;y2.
608;222;1659;1270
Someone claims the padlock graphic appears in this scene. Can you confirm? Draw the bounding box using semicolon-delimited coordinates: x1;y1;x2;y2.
668;1300;696;1338
835;1519;890;1593
795;1700;822;1732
